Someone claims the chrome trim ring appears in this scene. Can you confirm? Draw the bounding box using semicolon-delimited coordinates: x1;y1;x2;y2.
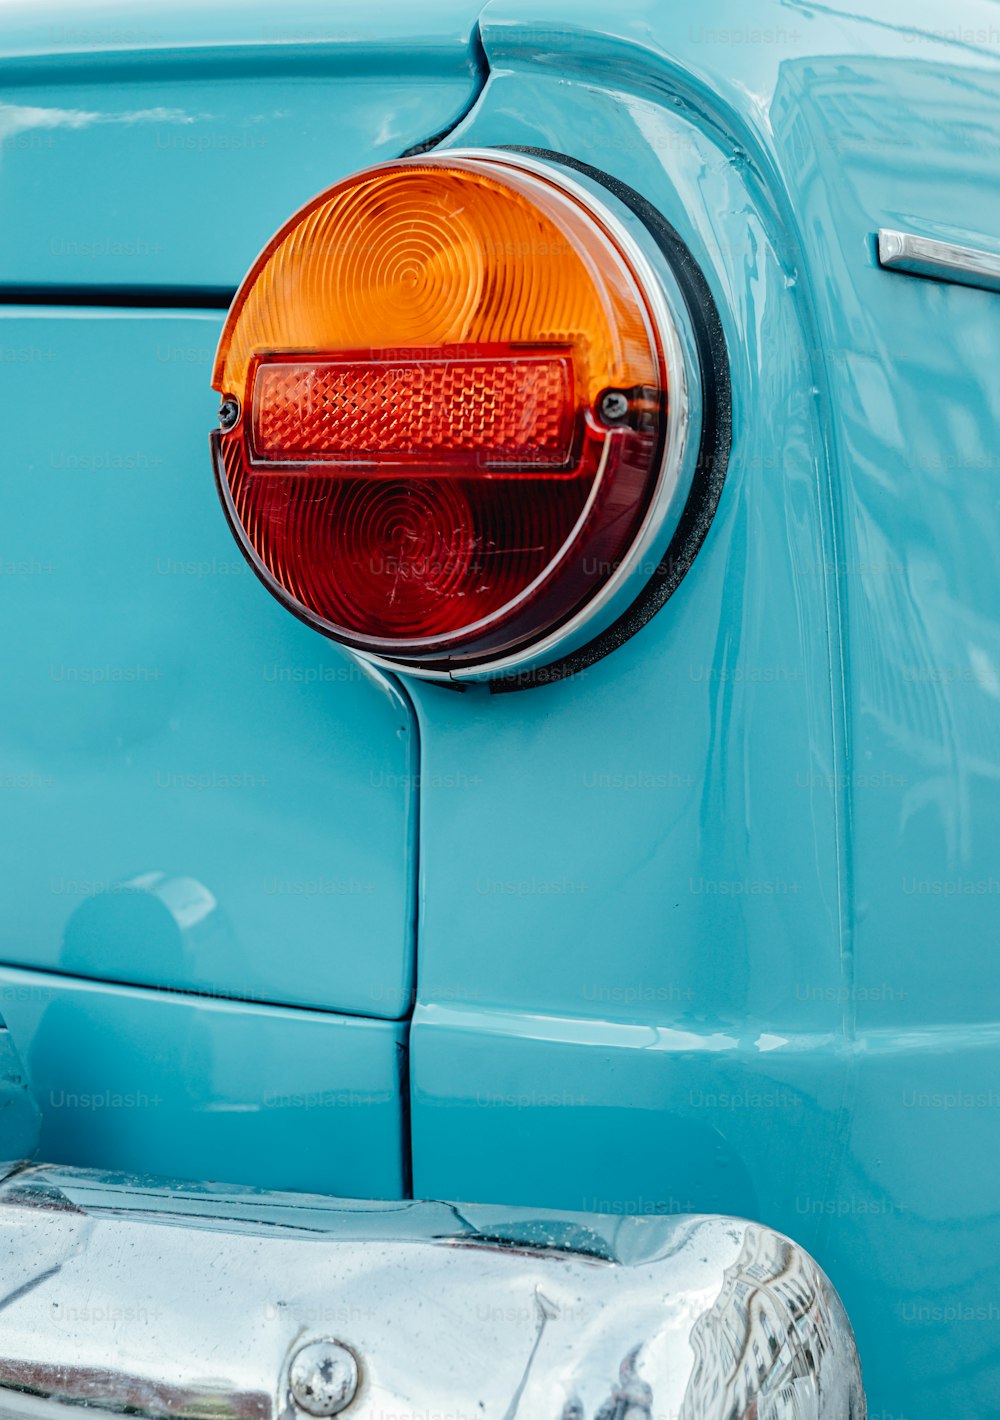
213;148;712;685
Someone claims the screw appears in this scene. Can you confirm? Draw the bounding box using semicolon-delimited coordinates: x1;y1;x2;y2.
289;1339;359;1416
598;390;630;423
218;397;240;430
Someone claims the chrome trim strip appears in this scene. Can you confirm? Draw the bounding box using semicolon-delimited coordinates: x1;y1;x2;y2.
877;228;1000;294
0;1165;865;1419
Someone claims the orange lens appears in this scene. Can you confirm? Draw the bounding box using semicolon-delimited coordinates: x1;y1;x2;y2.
212;155;670;665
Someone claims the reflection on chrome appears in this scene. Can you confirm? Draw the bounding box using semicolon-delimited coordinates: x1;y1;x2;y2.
0;1165;864;1419
878;228;1000;295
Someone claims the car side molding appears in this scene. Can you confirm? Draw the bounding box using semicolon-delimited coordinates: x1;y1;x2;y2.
877;227;1000;295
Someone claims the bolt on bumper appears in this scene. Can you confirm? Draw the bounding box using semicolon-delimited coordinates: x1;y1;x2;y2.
0;1163;865;1419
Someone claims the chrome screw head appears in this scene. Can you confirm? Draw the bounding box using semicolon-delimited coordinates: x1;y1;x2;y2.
218;397;240;430
289;1339;359;1416
598;389;630;423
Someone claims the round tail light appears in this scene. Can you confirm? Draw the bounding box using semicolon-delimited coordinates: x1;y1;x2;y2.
211;150;726;683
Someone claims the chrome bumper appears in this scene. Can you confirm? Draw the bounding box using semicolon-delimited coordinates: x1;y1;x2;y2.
0;1164;864;1420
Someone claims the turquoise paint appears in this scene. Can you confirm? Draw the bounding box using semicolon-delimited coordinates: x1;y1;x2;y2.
0;0;484;289
0;309;417;1022
1;2;998;1415
0;965;407;1197
408;7;1000;1419
0;1016;40;1167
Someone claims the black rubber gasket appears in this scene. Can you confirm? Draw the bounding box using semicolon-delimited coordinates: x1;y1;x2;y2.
214;148;730;693
484;147;732;693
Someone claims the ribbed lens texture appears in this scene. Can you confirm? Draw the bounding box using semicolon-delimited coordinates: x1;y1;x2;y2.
252;353;576;468
213;158;666;660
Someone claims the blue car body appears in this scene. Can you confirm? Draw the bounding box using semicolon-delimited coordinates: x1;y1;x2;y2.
1;2;998;1416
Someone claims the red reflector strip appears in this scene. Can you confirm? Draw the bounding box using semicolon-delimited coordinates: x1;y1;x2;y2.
250;351;577;471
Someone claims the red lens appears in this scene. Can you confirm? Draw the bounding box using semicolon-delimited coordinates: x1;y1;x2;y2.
219;419;648;642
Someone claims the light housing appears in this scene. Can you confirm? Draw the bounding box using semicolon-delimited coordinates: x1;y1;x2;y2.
212;150;723;682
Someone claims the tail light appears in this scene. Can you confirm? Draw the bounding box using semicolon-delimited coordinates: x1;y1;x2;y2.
211;151;722;682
